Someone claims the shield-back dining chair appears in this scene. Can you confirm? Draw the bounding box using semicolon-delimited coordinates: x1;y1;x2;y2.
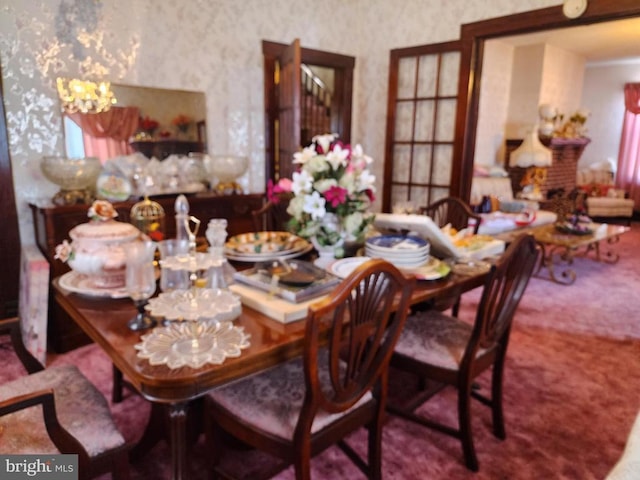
205;258;415;480
420;196;483;317
0;317;130;480
388;233;539;472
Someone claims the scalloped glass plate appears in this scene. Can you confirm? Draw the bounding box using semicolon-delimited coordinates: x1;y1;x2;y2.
135;321;251;369
160;252;224;272
145;288;241;322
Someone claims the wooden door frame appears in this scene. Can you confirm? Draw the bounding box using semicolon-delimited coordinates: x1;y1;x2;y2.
453;0;640;202
262;40;355;184
0;65;21;318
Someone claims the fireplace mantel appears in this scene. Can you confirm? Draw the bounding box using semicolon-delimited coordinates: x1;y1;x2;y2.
505;136;590;199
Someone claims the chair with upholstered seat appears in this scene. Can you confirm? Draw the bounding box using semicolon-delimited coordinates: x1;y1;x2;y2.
421;196;481;235
387;234;538;472
205;258;416;480
252;192;293;232
420;196;482;316
0;317;130;480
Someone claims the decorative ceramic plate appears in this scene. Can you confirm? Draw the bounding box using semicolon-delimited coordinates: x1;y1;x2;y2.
399;257;452;281
329;256;372;279
224;232;312;262
452;259;492;276
366;234;429;251
58;271;129;299
135;320;251;369
145;288;242;322
225;231;307;256
554;222;593;236
96;171;132;202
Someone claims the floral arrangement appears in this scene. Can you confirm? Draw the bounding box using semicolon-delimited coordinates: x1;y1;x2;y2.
269;133;376;256
139;115;159;135
54;200;119;263
554;108;590;138
171;114;192;133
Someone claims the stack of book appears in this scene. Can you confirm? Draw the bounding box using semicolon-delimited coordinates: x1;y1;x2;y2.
230;260;341;323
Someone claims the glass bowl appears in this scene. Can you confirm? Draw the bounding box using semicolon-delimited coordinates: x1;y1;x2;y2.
41;156;102;190
204;154;249;194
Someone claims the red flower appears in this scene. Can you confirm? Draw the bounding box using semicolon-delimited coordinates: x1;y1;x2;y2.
324;185;348;208
140;116;159;131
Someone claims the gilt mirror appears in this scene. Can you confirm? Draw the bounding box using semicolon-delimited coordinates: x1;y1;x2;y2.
63;83;207;161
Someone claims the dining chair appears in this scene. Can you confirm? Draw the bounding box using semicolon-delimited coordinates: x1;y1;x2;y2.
421;196;481;235
0;317;130;480
252;192;293;232
420;196;482;317
387;233;539;472
205;258;416;480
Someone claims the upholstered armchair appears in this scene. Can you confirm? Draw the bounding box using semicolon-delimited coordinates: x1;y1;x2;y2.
0;317;130;479
576;168;634;224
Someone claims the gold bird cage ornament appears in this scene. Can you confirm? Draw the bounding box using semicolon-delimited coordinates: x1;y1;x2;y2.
130;196;166;242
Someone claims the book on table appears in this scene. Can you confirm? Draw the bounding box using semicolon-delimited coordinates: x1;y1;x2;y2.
232;259;341;303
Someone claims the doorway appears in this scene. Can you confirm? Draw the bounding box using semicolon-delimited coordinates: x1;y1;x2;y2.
262;40;355;183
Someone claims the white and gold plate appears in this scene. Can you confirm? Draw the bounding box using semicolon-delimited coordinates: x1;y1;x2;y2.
329;256;372;279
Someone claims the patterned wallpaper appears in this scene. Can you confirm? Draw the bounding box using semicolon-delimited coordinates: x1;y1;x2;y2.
0;0;557;242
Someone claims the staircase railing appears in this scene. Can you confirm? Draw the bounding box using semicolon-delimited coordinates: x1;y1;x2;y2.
300;64;332;144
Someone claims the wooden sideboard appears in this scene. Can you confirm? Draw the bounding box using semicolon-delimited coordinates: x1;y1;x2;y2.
30;193;264;353
129;139;204;159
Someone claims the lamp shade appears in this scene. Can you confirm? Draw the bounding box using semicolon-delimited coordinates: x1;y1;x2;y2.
509;128;552;168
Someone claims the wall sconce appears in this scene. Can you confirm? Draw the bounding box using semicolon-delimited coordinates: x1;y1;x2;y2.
56;77;117;114
510;126;553;201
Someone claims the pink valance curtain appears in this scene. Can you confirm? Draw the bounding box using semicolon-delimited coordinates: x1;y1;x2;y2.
68;106;140;163
617;83;640;210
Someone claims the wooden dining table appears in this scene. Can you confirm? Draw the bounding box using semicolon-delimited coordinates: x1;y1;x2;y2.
53;265;487;480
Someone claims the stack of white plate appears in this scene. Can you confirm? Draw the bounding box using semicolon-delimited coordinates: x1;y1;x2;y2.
365;234;430;269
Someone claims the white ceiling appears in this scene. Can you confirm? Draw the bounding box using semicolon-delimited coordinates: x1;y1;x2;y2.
497;17;640;64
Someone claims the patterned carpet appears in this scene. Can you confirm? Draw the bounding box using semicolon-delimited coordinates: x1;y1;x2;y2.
2;223;639;479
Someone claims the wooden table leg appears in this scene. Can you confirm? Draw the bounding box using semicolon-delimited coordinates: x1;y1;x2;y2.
169;402;189;480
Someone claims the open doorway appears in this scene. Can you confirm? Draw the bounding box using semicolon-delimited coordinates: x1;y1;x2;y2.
262;40;355;183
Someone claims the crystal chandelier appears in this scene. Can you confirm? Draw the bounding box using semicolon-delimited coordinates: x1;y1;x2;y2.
56;77;117;114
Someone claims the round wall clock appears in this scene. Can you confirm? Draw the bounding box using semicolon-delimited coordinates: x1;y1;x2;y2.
563;0;588;19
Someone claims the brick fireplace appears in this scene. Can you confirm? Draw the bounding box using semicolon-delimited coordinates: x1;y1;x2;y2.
505;137;590;199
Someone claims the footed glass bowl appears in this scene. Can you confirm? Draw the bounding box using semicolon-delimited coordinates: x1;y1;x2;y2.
41;156;102;205
204;155;248;194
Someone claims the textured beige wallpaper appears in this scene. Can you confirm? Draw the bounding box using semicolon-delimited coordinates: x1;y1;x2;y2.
0;0;557;242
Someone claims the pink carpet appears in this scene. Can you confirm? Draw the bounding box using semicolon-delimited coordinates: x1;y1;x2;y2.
2;223;639;479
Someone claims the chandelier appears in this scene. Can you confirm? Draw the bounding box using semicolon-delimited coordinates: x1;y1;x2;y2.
56;77;117;114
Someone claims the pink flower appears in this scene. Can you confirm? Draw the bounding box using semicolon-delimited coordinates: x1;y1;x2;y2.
324;185;348;208
267;178;293;203
364;189;376;203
